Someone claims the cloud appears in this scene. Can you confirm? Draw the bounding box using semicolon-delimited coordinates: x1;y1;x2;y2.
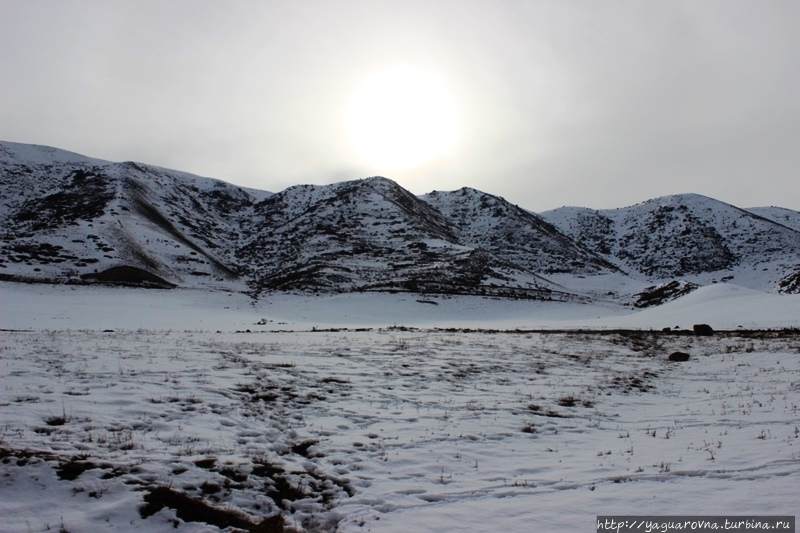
1;0;799;211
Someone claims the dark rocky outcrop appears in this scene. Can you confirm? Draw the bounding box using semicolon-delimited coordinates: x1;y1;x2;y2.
81;266;175;288
634;280;698;308
693;324;714;336
668;351;691;362
778;269;800;294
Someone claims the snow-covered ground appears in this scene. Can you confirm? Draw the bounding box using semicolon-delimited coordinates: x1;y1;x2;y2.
1;282;799;531
3;281;800;332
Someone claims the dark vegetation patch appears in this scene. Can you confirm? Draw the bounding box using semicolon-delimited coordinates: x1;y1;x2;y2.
605;370;659;394
525;403;572;418
538;409;571;418
250;462;309;510
0;446;43;465
556;394;594;408
44;414;69;426
0;443;342;530
57;458;101;481
194;457;217;469
290;440;319;458
0;448;127;482
139;486;284;532
218;465;249;483
1;242;78;265
248;457;354;511
236;383;280;403
13;169;115;231
319;377;349;385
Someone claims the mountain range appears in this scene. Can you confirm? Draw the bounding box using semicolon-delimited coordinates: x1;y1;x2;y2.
2;141;799;306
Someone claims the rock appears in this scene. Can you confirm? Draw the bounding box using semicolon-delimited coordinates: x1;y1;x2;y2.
668;351;690;362
80;265;176;289
693;324;714;336
778;269;800;294
633;280;699;308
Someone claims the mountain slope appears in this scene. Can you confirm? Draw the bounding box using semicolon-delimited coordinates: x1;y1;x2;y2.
745;206;800;232
0;142;268;290
3;141;799;301
540;194;800;291
421;188;619;275
0;143;571;301
237;177;567;299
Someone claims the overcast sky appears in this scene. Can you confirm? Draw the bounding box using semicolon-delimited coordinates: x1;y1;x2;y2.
2;0;799;211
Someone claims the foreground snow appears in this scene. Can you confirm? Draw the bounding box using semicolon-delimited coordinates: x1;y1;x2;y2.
2;328;798;532
1;284;799;531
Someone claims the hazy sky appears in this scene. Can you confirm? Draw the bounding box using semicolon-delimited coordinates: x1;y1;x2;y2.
2;0;799;211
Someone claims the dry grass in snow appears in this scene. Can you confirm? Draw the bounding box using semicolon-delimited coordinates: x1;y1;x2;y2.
1;328;798;531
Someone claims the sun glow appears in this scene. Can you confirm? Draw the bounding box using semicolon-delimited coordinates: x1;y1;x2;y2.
346;66;459;172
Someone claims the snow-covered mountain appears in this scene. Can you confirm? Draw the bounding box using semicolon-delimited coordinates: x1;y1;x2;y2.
421;187;618;276
540;194;800;294
236;177;567;299
745;206;800;232
1;142;272;292
2;141;799;303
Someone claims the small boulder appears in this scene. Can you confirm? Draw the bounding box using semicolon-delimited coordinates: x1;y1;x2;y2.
668;351;690;362
693;324;714;336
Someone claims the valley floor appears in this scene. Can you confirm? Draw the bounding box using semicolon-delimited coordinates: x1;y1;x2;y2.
3;280;800;332
1;325;798;531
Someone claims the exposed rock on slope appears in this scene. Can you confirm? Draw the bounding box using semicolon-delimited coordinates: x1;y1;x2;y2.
237;178;566;299
3;141;800;303
0;142;265;290
778;269;800;294
541;194;800;291
633;280;699;308
421;188;619;275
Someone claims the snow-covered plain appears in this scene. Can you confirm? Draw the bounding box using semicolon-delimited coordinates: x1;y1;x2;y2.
1;283;799;531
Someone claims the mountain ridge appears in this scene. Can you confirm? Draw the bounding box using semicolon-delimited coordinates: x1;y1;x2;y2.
2;141;799;304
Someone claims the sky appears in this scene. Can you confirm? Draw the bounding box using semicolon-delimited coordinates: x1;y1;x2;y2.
2;0;799;212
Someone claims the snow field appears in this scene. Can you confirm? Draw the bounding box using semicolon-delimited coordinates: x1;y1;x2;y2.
1;328;798;531
4;282;800;333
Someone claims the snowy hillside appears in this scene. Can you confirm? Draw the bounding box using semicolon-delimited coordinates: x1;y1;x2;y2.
0;141;269;292
421;187;618;275
746;205;800;232
541;194;800;295
3;141;800;304
237;177;565;299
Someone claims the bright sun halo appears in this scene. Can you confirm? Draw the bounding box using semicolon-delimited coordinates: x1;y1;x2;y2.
346;66;459;172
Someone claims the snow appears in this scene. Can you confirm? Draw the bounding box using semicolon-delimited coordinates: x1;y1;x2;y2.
1;282;799;532
0;141;109;167
747;206;800;232
594;283;800;330
2;281;799;331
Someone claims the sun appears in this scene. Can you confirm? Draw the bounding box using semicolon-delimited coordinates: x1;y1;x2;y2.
346;66;459;172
